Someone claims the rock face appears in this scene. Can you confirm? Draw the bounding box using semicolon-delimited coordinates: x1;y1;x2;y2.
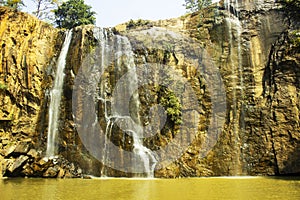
0;7;81;178
0;0;299;178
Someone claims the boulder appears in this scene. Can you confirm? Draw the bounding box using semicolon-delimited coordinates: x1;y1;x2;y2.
7;155;29;173
43;166;59;178
13;142;31;155
27;149;39;159
22;163;34;176
2;144;17;158
57;167;65;178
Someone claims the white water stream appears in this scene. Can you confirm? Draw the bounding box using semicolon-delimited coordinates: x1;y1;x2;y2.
225;0;245;174
46;30;73;157
94;28;157;177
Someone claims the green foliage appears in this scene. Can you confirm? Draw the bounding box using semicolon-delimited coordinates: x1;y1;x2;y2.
158;87;182;125
290;30;300;47
276;1;300;52
126;19;150;29
54;0;96;29
9;113;15;121
164;42;175;53
183;0;212;12
0;83;8;91
277;0;300;21
1;0;24;10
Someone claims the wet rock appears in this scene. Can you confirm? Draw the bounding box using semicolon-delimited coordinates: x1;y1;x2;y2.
32;163;43;174
82;175;92;179
0;165;2;178
1;139;10;146
38;157;51;166
2;144;17;158
27;149;39;159
43;166;59;178
63;170;73;178
22;163;34;176
57;167;65;178
1;159;12;176
13;142;31;155
7;155;29;173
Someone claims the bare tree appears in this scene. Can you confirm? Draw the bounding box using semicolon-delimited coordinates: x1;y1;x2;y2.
31;0;61;20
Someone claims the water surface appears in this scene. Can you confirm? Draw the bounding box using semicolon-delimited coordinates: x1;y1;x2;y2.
1;177;300;200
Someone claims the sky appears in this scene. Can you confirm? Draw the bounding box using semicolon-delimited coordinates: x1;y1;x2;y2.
23;0;219;27
85;0;187;27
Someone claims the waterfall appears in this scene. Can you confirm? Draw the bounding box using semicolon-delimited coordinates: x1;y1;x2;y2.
225;0;242;119
225;0;244;174
93;28;157;177
46;30;73;157
113;35;157;177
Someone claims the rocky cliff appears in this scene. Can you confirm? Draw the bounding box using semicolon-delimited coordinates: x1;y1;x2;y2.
0;7;82;178
0;0;299;178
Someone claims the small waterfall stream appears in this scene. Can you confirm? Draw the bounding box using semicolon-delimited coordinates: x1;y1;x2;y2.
46;30;73;157
225;0;244;174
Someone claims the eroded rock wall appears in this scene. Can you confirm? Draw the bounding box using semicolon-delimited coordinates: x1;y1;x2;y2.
0;7;82;178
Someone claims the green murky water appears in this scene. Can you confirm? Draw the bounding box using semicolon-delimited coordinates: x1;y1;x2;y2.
1;177;300;200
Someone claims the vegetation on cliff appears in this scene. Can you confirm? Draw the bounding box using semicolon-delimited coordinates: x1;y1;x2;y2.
158;87;182;126
1;0;96;29
54;0;96;29
278;0;300;21
183;0;212;12
277;0;300;49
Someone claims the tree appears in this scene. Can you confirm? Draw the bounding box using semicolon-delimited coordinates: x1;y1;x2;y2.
277;0;300;22
54;0;96;29
1;0;24;10
31;0;61;20
183;0;212;12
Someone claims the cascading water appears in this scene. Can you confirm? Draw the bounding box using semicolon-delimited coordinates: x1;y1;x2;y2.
114;35;157;177
93;28;157;177
46;30;73;157
224;0;245;174
225;0;243;123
